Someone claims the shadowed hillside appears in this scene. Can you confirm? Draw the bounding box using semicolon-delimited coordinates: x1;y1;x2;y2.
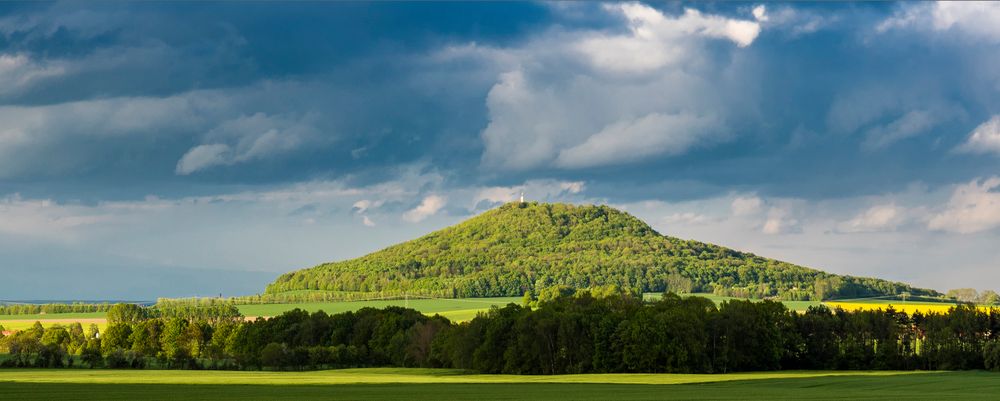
266;202;937;300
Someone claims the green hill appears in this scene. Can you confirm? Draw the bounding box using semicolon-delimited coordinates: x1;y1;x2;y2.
266;202;937;300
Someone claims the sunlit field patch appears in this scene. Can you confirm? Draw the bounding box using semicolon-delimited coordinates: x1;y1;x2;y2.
823;301;996;315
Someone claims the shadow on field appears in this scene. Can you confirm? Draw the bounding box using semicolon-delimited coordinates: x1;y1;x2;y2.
1;372;997;400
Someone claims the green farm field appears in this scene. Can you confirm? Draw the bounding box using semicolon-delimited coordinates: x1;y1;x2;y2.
236;296;523;320
0;368;996;400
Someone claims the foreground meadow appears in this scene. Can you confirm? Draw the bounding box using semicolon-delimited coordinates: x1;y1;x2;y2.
0;368;995;400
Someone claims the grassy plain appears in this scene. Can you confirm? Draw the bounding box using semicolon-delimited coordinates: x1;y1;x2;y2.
0;368;996;400
237;297;522;320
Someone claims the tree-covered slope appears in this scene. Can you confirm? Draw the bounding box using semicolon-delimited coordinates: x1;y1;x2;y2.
266;202;937;300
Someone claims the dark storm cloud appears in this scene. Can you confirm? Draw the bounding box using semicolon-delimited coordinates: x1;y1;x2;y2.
1;1;994;204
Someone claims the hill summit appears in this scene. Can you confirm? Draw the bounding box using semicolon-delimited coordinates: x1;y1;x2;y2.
267;202;935;300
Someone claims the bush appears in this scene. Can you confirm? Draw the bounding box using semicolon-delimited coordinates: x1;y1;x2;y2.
260;343;288;369
104;349;129;368
984;341;1000;371
81;344;103;368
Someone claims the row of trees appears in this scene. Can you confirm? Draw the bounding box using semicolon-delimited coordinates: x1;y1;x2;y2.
1;321;101;368
0;302;113;316
440;291;1000;373
5;291;1000;372
159;291;430;307
946;288;1000;305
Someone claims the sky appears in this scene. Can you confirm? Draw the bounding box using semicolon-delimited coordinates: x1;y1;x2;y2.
2;1;1000;299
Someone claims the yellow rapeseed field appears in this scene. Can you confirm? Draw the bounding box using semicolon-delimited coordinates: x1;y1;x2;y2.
823;301;996;315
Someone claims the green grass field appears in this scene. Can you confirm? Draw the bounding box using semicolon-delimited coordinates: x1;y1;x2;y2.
237;297;522;320
0;368;995;400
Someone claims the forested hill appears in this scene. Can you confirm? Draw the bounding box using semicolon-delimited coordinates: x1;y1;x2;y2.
266;202;937;300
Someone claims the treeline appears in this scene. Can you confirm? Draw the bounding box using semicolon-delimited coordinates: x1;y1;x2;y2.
0;303;113;316
946;288;1000;305
4;292;1000;372
151;299;243;324
0;304;440;370
217;291;447;305
448;292;1000;373
266;203;937;301
1;321;102;368
0;303;243;369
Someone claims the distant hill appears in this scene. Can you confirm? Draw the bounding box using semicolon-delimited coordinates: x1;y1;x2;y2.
266;202;938;300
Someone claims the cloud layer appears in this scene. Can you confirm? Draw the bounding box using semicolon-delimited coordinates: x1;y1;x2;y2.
2;2;1000;297
478;3;759;171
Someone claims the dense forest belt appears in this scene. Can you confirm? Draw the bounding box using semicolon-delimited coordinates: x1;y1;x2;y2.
267;203;937;301
3;290;1000;373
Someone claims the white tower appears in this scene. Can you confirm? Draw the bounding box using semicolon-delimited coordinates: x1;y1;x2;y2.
520;191;525;203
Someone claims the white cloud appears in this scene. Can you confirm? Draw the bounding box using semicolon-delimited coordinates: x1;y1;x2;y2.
0;167;447;244
826;87;899;135
878;2;1000;42
554;113;721;169
0;171;461;280
352;199;385;214
175;112;317;175
476;3;760;171
0;82;333;178
175;144;230;175
838;203;906;233
928;177;1000;234
761;207;800;235
956;115;1000;155
752;5;768;22
403;195;447;223
473;186;520;205
560;181;585;194
825;85;959;150
754;6;834;37
362;215;376;227
0;53;65;95
0;195;112;240
471;180;587;207
663;212;710;226
928;2;1000;41
575;4;761;74
0;94;207;177
861;109;941;150
731;196;763;216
